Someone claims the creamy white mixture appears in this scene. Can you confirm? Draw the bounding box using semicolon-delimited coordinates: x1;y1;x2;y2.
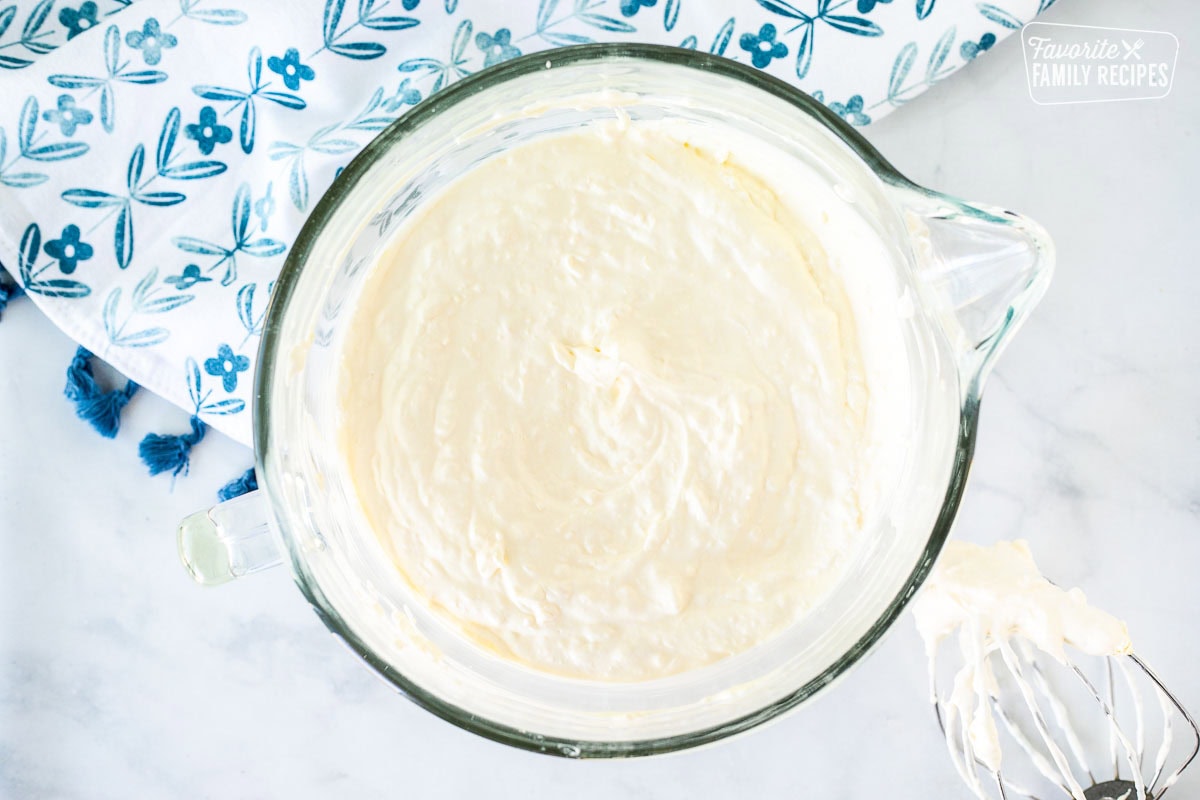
339;117;907;681
913;540;1132;781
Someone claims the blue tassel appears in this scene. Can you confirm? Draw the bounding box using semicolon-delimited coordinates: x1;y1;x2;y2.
63;347;139;438
218;467;258;501
0;279;21;322
139;416;207;477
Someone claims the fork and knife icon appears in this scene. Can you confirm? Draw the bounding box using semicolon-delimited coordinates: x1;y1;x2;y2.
1122;38;1145;60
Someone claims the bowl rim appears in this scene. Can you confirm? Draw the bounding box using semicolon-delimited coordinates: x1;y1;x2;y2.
253;42;976;758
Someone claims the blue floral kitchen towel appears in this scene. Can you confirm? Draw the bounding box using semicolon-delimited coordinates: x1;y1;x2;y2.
0;0;1055;453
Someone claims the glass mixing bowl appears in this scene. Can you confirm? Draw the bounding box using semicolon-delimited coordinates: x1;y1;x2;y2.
176;44;1053;757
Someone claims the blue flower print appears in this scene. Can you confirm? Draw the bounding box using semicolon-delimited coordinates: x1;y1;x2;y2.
856;0;892;12
474;29;520;67
204;344;250;392
125;18;177;66
739;24;788;69
960;33;997;61
620;0;656;18
164;264;212;290
185;106;234;155
829;95;871;126
267;48;316;92
44;225;95;275
402;0;419;8
58;2;99;40
383;78;421;112
42;94;94;137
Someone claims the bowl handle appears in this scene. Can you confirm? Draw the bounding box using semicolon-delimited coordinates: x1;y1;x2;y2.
177;490;282;586
892;186;1055;394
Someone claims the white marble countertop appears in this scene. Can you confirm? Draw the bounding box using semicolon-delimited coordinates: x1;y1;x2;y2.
3;1;1198;796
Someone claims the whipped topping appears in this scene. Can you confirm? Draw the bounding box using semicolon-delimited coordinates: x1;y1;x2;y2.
338;116;908;681
912;539;1133;774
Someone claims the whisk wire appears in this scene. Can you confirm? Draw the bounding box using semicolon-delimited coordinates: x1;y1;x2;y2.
1069;661;1147;800
1000;641;1089;800
1022;640;1095;783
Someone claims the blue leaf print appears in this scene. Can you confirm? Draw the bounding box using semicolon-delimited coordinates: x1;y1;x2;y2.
678;34;696;49
63;188;123;207
926;25;954;80
26;278;92;297
710;17;734;55
0;0;55;66
823;14;883;37
171;184;286;285
396;19;472;92
115;202;133;268
795;22;813;78
179;0;249;26
888;41;917;100
359;0;419;31
329;40;386;59
126;143;144;191
663;0;680;31
540;30;591;47
288;154;308;209
321;0;414;61
855;0;891;11
1;172;48;187
916;0;935;20
237;282;257;332
112;322;170;347
22;0;54;43
754;0;810;22
136;191;187;206
977;3;1022;30
259;91;307;109
201;398;245;414
174;237;227;255
103;268;192;346
17;222;39;283
187;357;202;407
0;54;32;70
579;11;636;33
99;84;113;131
536;0;559;29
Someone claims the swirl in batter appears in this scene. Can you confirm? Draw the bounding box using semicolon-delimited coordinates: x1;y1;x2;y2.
339;120;896;681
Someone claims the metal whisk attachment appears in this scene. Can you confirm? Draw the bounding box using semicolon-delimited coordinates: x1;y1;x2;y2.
931;641;1199;800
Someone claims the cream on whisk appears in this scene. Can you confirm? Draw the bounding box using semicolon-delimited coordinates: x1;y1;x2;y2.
912;540;1133;778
